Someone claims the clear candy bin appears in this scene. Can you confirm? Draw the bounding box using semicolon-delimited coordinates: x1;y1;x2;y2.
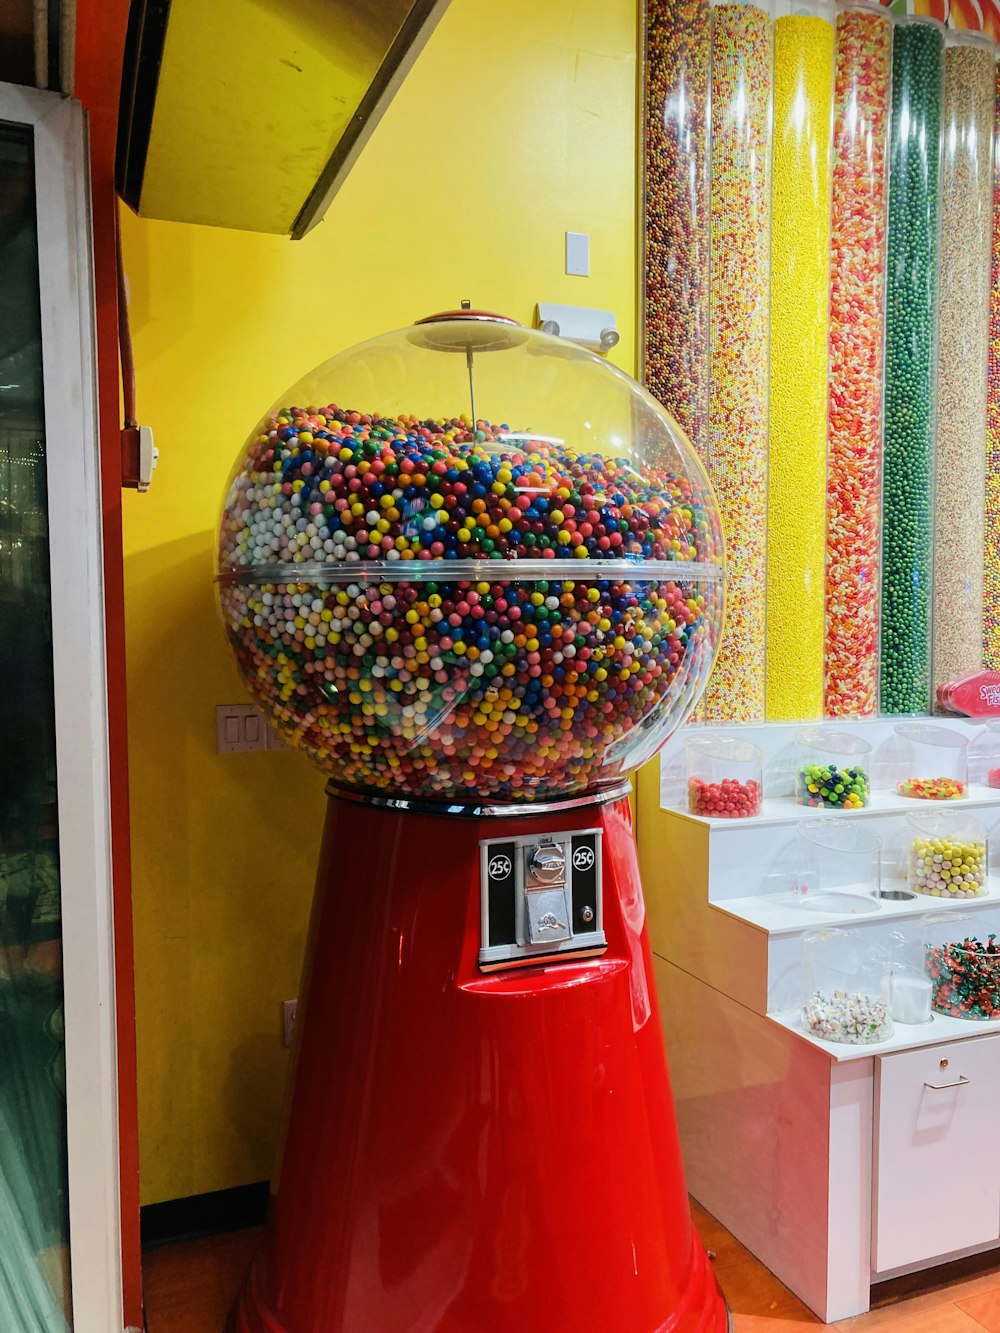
794;727;871;809
924;913;1000;1020
791;820;882;915
216;313;725;806
686;735;762;818
969;720;1000;790
894;722;968;800
802;928;893;1045
905;811;988;900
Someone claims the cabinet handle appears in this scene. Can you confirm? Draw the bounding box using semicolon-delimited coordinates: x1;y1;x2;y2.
923;1075;970;1090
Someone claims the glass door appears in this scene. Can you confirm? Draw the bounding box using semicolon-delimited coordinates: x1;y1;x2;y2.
0;86;123;1333
0;116;71;1332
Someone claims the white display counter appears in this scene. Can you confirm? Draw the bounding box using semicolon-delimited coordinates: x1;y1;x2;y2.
638;715;1000;1321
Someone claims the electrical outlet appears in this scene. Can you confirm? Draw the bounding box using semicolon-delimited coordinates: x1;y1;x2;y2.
282;999;298;1048
216;704;269;754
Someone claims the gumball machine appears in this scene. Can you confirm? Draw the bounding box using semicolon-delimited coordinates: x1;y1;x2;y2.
218;308;727;1333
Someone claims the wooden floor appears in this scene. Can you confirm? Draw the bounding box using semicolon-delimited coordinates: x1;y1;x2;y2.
141;1203;1000;1333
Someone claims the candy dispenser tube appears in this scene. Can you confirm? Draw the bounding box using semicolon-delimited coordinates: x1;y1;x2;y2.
824;1;891;719
642;0;711;454
984;60;1000;669
701;0;772;722
932;32;995;697
766;0;835;721
880;17;944;715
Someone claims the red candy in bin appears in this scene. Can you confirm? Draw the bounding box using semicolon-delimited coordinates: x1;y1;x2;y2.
685;735;763;818
688;776;761;818
937;671;1000;717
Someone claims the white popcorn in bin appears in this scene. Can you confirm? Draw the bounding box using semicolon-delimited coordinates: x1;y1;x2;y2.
803;989;892;1044
801;927;894;1045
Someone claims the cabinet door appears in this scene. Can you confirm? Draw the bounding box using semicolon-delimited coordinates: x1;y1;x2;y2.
874;1038;1000;1273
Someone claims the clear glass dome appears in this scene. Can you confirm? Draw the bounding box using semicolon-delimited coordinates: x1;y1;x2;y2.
217;311;725;805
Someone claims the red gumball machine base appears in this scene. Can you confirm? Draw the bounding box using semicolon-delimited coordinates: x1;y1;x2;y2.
228;789;728;1333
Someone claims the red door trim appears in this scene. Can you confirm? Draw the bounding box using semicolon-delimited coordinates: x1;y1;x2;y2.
73;4;143;1324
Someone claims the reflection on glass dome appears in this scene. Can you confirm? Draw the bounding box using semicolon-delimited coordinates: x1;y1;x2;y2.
217;313;725;805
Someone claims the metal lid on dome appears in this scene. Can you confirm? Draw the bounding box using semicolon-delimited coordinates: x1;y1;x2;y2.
409;301;527;355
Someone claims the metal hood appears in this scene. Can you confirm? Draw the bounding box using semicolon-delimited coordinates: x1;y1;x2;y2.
116;0;449;238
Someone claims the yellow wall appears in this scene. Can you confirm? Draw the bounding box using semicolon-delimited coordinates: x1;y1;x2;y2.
122;0;638;1205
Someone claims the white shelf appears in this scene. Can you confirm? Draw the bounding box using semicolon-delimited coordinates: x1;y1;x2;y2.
714;879;999;937
654;715;1000;1057
769;1006;1000;1063
665;783;1000;831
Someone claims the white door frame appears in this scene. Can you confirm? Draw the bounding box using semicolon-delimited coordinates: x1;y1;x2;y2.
0;84;124;1332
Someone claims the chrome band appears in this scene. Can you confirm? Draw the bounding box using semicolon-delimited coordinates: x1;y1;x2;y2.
325;779;632;819
217;557;723;586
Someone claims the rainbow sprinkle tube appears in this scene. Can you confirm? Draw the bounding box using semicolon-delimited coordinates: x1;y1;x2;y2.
824;1;891;719
701;0;773;722
984;59;1000;669
641;0;711;455
932;32;994;697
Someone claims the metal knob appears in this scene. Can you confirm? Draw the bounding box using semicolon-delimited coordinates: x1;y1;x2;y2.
527;842;565;884
581;906;595;924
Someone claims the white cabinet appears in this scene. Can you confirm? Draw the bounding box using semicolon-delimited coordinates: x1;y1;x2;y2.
874;1038;1000;1273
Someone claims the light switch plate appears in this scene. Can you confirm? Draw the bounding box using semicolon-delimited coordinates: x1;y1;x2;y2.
565;230;590;277
266;725;288;752
282;999;298;1048
216;704;269;753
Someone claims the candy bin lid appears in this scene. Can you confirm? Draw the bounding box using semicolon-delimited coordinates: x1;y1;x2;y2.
893;721;970;800
217;308;725;811
792;818;883;915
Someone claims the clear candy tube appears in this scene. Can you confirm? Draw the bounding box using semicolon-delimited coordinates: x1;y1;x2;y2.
766;0;836;720
880;16;944;715
642;0;712;455
701;0;773;721
932;31;994;697
823;0;891;719
984;57;1000;669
